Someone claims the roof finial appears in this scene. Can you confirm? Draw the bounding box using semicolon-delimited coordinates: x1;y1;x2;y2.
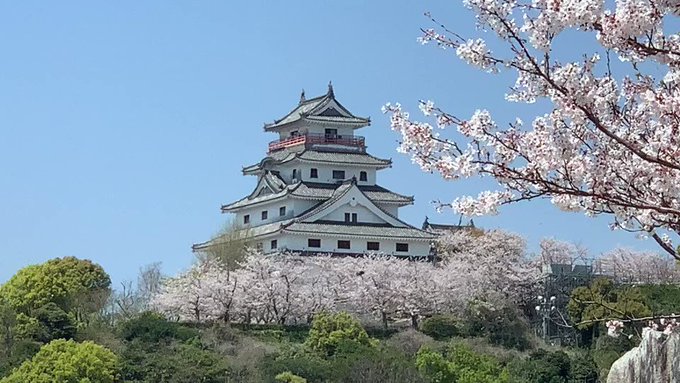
327;81;334;97
299;89;306;104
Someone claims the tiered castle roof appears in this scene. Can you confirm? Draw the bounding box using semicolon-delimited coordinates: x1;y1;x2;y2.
193;85;435;257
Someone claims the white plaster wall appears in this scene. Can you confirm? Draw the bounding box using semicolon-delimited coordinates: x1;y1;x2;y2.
292;199;317;216
377;204;400;217
299;163;377;185
305;125;354;138
234;199;294;227
281;234;431;257
320;203;383;224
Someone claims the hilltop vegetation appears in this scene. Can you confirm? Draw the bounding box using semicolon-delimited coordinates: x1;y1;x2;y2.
2;229;680;382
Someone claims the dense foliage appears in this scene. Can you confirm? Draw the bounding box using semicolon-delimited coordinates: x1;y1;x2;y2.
4;243;676;382
0;339;119;383
0;257;111;317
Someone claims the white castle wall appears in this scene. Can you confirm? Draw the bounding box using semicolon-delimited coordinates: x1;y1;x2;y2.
251;233;431;257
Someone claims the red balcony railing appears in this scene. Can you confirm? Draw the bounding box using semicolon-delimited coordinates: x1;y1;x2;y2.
268;133;365;153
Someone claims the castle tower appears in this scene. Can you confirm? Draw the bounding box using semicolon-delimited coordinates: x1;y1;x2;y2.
193;85;435;257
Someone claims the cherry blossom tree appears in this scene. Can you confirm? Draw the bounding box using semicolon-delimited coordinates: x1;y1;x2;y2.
437;229;540;307
595;247;680;284
539;238;590;266
383;1;680;259
152;232;540;328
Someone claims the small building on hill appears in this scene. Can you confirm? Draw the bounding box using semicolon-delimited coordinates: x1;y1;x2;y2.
193;84;436;258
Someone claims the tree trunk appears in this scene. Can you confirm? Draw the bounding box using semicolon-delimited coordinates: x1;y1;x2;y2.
381;311;388;330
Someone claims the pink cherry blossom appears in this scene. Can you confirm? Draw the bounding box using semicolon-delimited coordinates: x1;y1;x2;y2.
384;1;680;258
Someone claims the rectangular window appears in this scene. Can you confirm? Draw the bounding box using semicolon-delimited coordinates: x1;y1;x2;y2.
337;240;350;249
279;206;286;216
310;168;318;178
270;240;278;250
243;214;250;224
325;128;338;138
308;239;321;248
344;213;351;223
261;211;268;220
359;171;368;181
396;243;409;252
332;170;345;179
367;241;380;251
351;213;358;223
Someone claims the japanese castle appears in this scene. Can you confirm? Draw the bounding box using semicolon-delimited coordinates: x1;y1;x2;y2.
193;84;436;257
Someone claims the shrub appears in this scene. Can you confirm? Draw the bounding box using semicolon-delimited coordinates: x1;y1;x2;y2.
275;371;307;383
385;329;435;356
507;349;571;383
420;315;459;340
335;344;428;383
120;341;231;383
569;351;599;383
460;304;532;351
416;343;511;383
0;339;119;383
304;312;371;356
259;352;333;383
118;311;198;343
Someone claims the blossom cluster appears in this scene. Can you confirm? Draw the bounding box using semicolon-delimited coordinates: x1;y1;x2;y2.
385;0;680;258
606;317;680;338
152;230;539;325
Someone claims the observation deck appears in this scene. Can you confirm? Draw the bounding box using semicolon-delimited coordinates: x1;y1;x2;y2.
268;133;366;153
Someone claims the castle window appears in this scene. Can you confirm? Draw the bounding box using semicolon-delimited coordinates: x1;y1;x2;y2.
261;211;268;220
367;241;380;251
308;239;321;248
359;171;367;181
396;243;409;252
332;170;345;179
243;214;250;224
292;169;297;179
337;240;350;249
310;168;318;178
270;240;278;250
279;206;286;216
352;213;358;223
344;213;351;223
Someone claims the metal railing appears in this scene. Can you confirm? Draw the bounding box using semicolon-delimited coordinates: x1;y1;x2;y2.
268;133;365;152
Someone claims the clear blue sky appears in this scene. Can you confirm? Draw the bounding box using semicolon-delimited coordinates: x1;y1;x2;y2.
0;1;660;285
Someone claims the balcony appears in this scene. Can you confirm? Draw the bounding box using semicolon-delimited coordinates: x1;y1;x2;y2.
268;133;366;153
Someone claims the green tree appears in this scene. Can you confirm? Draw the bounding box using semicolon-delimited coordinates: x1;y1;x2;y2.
195;219;250;270
0;339;120;383
637;285;680;315
304;312;372;357
0;257;111;319
416;343;511;383
568;278;651;336
15;303;76;343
